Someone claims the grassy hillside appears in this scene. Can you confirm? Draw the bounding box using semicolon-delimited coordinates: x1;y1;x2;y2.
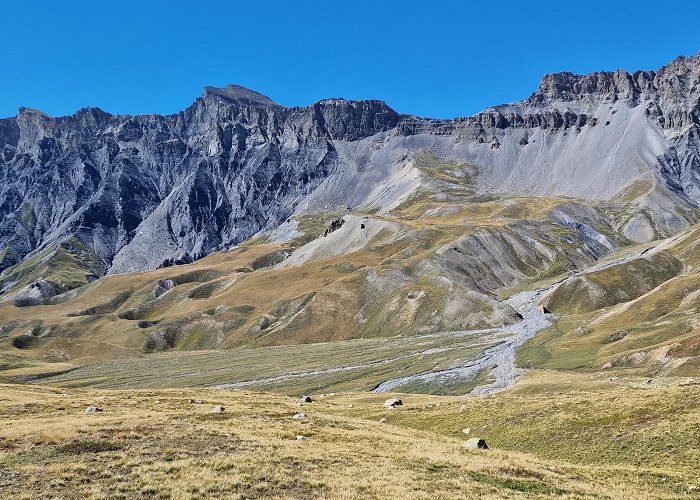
0;151;699;496
0;154;634;379
0;237;106;300
518;225;700;375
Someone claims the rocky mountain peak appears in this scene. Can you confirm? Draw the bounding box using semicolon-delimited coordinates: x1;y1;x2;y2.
528;53;700;106
310;97;400;141
203;84;279;107
529;69;644;104
660;52;700;73
16;107;50;118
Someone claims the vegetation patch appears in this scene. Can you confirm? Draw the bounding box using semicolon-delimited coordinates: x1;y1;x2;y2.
68;291;132;316
468;471;572;495
56;439;124;455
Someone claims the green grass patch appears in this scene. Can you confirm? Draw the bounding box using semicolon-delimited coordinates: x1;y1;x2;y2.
56;440;124;455
468;471;572;495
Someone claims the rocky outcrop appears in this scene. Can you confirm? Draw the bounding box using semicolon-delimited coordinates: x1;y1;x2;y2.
323;217;345;236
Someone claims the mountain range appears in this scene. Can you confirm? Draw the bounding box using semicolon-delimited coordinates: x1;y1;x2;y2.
0;54;699;393
1;55;699;287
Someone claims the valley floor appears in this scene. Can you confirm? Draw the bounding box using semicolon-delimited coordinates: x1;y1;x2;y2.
1;372;699;499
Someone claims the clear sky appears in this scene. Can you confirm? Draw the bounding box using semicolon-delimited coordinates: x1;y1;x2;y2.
2;0;698;119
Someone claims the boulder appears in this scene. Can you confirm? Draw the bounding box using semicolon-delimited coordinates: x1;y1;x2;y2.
463;438;488;450
384;398;403;408
292;413;307;420
84;405;103;414
211;405;225;414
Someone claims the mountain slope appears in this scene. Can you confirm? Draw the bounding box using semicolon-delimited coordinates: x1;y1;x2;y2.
518;223;700;376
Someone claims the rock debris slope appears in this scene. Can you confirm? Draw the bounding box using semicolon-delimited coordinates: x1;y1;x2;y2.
1;55;700;296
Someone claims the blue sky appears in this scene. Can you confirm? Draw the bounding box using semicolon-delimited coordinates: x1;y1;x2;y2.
2;0;698;119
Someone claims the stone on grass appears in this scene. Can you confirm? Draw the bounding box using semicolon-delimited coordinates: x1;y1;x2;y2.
292;413;307;420
85;405;103;414
296;435;307;441
463;438;488;450
379;418;387;423
462;428;470;435
211;405;225;414
384;398;403;408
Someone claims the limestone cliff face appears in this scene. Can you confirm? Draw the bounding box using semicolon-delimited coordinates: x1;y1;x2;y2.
1;56;700;281
504;56;700;201
524;56;700;201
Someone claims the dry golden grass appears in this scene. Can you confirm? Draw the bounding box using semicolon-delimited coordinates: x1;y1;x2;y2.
1;379;698;499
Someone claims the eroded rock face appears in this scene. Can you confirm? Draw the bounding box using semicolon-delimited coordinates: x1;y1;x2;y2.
0;87;400;276
1;56;700;284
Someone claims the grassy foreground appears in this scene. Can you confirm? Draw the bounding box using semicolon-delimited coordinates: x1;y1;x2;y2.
1;372;699;499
